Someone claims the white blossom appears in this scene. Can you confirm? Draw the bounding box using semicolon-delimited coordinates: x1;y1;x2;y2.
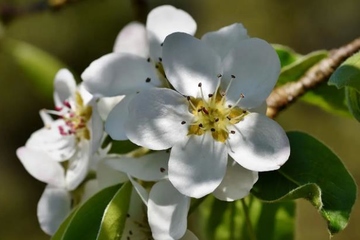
116;26;290;199
106;152;198;240
81;5;196;141
16;69;104;235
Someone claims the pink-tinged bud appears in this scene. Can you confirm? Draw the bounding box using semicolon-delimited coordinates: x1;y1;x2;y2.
63;100;71;109
55;106;63;111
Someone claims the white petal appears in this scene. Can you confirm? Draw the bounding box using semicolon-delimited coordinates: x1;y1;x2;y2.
201;23;249;60
113;22;149;58
129;176;149;206
65;140;90;190
105;94;133;141
222;38;281;109
106;151;170;181
180;230;199;240
81;53;161;97
25;120;76;162
16;147;65;187
37;186;71;235
78;83;94;106
147;5;196;60
228;113;290;171
127;187;147;222
39;110;54;126
88;101;104;154
97;160;129;189
53;69;76;108
163;32;222;97
97;95;125;121
213;158;258;201
121;189;150;240
125;88;192;150
169;133;228;198
81;179;99;203
148;180;190;240
249;101;267;115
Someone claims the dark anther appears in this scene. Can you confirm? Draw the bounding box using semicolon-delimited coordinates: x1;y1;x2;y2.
208;93;213;97
215;118;219;122
145;77;151;83
158;57;162;62
155;65;159;69
197;108;202;112
227;116;231;120
147;57;151;62
230;130;235;134
211;128;216;132
186;96;191;101
202;107;209;115
160;167;166;172
126;213;130;218
181;121;186;125
231;74;236;78
199;123;203;128
228;104;232;108
127;237;130;240
217;74;222;78
243;110;247;113
160;42;164;46
198;82;202;87
129;230;133;235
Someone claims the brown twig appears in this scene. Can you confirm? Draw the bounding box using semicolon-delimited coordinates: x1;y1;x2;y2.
130;0;149;23
266;37;360;119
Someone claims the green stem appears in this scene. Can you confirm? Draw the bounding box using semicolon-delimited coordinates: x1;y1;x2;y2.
241;198;257;240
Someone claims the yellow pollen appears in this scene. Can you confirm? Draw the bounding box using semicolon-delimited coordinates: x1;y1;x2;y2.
187;90;247;142
64;92;92;141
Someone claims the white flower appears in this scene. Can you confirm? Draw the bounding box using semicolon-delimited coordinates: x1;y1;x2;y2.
118;184;198;240
16;69;104;235
106;152;198;240
81;5;196;140
116;26;290;199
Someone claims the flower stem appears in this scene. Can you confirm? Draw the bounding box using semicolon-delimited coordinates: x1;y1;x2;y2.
241;198;257;240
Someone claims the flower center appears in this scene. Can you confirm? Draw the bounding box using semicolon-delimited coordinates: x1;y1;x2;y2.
186;75;248;142
51;92;92;141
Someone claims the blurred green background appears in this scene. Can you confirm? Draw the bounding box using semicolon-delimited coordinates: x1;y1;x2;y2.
0;0;359;239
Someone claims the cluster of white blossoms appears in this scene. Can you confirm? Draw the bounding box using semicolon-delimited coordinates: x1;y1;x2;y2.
17;5;290;240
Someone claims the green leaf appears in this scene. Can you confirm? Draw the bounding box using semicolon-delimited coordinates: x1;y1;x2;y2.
273;44;301;68
301;83;351;117
3;38;67;99
345;86;360;122
198;196;295;240
329;52;360;90
96;181;132;240
252;131;357;236
254;200;295;240
277;50;328;85
52;184;122;240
